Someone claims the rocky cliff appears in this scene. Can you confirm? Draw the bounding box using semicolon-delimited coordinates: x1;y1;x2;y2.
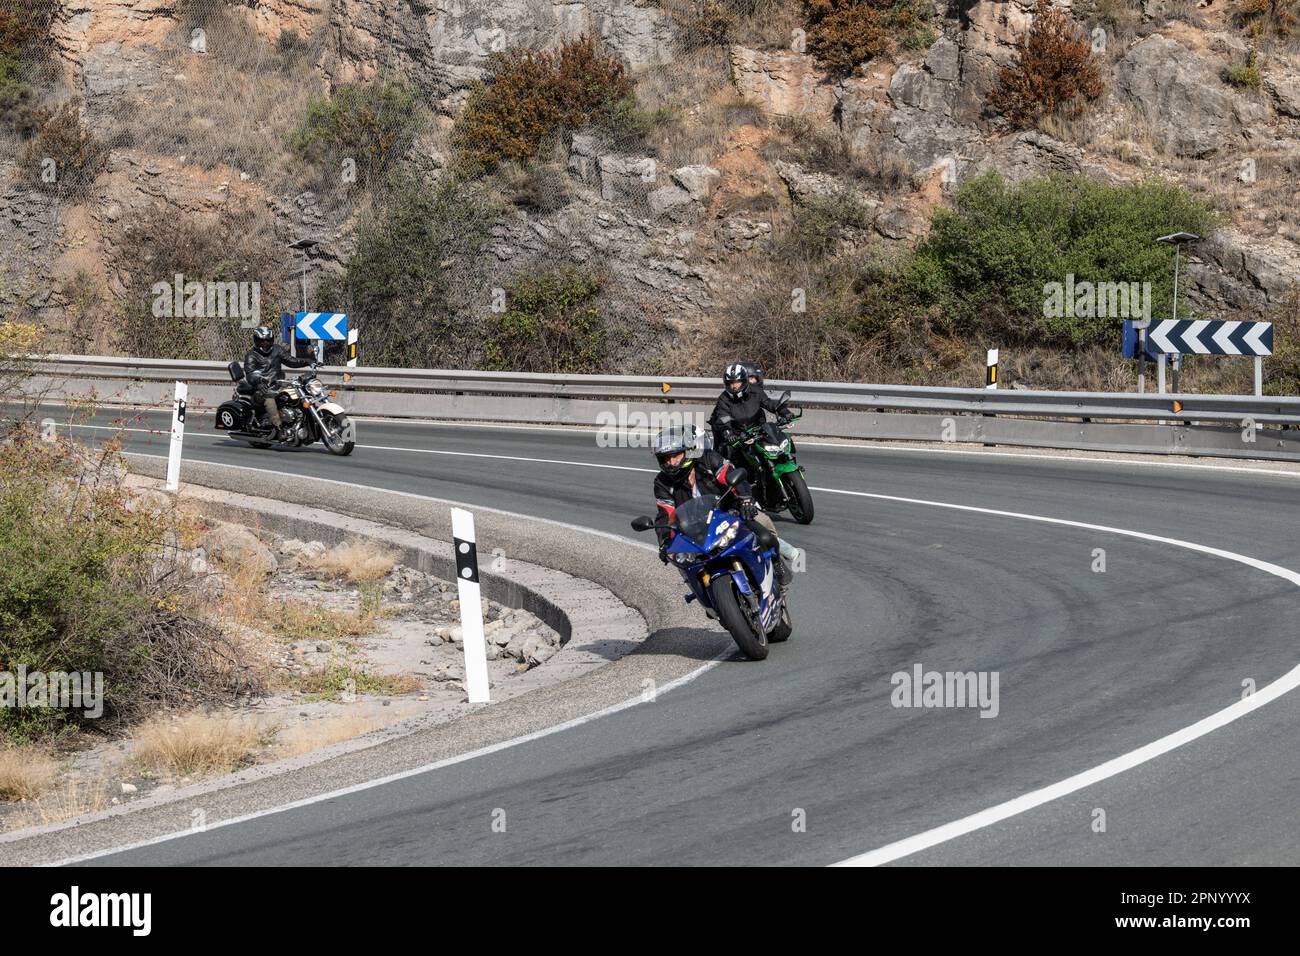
2;0;1297;386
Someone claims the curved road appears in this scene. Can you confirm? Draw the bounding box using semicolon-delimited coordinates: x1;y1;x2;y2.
66;414;1300;865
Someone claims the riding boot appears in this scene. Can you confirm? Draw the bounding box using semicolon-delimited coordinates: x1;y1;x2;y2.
777;556;793;588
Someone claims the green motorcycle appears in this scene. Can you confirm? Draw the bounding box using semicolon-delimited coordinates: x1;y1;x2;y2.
724;397;814;525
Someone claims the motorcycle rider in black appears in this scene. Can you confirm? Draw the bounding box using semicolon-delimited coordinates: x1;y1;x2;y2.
244;326;311;442
709;362;789;465
652;428;802;587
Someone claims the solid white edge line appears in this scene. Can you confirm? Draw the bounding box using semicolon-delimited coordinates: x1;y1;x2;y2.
62;423;1300;867
60;415;1300;482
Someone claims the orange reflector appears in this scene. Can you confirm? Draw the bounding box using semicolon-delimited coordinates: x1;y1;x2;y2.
302;401;310;409
329;390;337;398
1173;400;1183;414
701;573;710;587
662;383;671;393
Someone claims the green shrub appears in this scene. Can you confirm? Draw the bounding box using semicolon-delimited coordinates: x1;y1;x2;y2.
482;266;607;373
291;80;420;186
988;0;1104;128
776;190;874;261
802;0;935;78
890;171;1217;347
0;433;259;741
335;177;494;367
1222;49;1263;89
451;36;635;175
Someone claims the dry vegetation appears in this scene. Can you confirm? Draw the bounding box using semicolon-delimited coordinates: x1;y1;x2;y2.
132;711;273;777
0;743;59;801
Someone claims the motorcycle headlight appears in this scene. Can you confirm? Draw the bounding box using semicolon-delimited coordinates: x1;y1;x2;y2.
672;552;702;565
763;443;784;455
306;380;324;396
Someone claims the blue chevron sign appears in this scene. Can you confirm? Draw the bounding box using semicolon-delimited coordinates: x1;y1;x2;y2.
1146;319;1272;356
295;312;348;340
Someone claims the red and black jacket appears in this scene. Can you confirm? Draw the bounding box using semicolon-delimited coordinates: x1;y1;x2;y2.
653;450;751;548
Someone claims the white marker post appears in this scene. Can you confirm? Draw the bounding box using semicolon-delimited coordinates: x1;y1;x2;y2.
451;507;491;704
166;381;187;491
985;348;999;389
344;327;358;388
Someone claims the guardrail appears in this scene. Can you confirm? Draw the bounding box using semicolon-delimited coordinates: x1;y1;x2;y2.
21;354;1300;462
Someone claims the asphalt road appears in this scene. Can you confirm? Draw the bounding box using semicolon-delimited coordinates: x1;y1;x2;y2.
56;410;1300;865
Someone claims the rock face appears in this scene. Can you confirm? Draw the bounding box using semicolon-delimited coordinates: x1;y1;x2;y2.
1114;36;1272;158
327;0;675;108
729;46;836;119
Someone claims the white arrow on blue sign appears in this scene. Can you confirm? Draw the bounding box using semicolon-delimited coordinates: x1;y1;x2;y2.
1146;319;1272;356
295;312;349;341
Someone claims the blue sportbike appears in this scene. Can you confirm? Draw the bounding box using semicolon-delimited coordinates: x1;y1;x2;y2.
631;494;792;660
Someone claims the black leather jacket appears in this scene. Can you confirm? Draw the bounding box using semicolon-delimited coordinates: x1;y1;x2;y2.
244;344;310;393
709;385;787;450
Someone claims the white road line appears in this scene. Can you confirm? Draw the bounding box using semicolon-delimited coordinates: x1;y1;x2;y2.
61;416;1300;481
63;423;1300;867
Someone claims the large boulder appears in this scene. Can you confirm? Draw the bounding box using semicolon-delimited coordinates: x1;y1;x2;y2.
200;524;278;574
1114;36;1272;158
729;46;836;119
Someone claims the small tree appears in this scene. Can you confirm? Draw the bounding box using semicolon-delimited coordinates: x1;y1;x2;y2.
450;36;636;175
988;0;1104;129
803;0;935;78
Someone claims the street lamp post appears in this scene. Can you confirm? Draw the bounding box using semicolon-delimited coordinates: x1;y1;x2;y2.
288;237;319;360
1155;232;1201;394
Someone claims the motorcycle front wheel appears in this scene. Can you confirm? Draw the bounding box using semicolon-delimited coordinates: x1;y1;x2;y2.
784;470;814;525
710;576;768;661
319;411;355;456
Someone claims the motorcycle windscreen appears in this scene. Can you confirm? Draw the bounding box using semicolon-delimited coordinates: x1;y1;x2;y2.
674;494;720;546
761;422;785;444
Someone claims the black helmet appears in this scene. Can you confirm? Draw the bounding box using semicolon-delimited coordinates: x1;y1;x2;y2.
741;361;764;386
252;326;274;354
723;363;749;400
653;427;698;479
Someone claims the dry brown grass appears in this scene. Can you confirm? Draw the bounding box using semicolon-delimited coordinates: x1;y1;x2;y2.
0;744;60;802
266;599;375;642
635;46;755;168
106;11;319;179
132;711;272;777
299;539;399;584
9;775;110;829
275;712;383;758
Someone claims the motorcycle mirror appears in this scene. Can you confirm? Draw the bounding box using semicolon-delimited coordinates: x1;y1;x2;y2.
778;390;792;404
630;516;655;532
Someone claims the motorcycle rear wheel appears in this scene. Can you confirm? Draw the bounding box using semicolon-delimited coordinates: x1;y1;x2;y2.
710;577;769;661
769;601;793;643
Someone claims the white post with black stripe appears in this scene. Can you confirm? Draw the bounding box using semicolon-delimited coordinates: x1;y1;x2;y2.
165;381;187;492
451;507;491;704
985;348;998;389
344;327;358;388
